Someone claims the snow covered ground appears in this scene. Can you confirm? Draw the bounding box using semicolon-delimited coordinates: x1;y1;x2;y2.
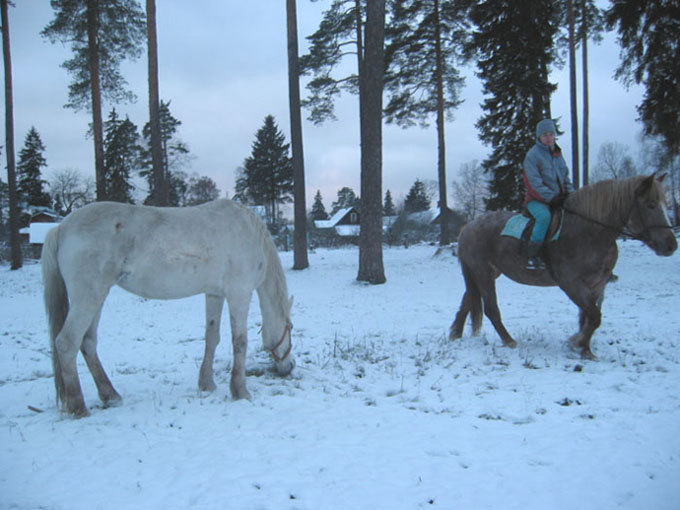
1;240;679;510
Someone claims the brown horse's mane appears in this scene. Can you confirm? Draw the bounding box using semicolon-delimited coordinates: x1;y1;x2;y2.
565;175;656;224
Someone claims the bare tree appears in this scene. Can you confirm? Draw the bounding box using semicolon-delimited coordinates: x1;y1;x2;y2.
592;142;637;182
639;135;679;225
1;0;21;269
452;160;489;221
49;168;95;214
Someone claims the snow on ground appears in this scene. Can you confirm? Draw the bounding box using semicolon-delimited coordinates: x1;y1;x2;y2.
1;240;679;510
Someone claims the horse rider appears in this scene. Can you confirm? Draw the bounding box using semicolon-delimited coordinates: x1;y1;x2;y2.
522;118;573;270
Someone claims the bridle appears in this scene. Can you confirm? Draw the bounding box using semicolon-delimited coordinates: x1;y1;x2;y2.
269;322;292;363
562;194;673;244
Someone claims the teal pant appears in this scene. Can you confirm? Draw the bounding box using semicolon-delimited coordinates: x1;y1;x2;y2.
526;200;550;244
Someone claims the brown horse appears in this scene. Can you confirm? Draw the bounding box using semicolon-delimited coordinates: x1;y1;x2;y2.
450;174;677;359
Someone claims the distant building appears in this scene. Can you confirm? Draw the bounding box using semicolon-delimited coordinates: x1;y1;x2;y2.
314;207;361;238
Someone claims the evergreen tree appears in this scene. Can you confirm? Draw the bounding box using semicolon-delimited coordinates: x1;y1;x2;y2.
236;115;293;225
299;0;362;124
383;189;395;216
140;100;189;204
310;190;329;220
606;1;680;161
385;0;470;243
42;0;146;201
1;0;21;269
404;179;431;212
145;0;165;205
103;109;139;203
286;0;309;269
168;170;189;207
17;127;51;208
330;186;360;216
468;0;562;211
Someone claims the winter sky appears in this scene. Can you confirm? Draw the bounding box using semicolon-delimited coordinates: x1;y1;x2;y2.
3;1;645;210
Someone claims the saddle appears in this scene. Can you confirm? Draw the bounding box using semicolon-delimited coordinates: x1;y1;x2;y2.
500;207;564;243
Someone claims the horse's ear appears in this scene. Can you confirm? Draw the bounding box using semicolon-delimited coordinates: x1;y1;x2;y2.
657;172;668;183
636;174;655;197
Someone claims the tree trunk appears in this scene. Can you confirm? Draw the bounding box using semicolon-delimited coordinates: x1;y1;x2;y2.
357;0;386;284
581;0;589;186
433;0;449;245
286;0;309;270
1;0;21;269
568;0;580;188
146;0;165;206
86;0;106;201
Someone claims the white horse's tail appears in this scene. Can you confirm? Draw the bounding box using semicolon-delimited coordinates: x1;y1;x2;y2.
41;226;68;406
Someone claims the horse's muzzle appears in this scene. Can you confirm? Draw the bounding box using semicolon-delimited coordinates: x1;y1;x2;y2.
275;356;295;377
651;232;678;256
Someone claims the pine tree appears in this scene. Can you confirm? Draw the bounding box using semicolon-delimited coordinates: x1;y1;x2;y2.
17;126;51;209
383;189;395;216
385;0;469;243
468;0;562;211
140;100;189;204
42;0;146;201
286;0;309;269
404;179;431;212
236;115;293;225
607;1;680;161
310;190;329;220
330;186;360;216
103;109;139;203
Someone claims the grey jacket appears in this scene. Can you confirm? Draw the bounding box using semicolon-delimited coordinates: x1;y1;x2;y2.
523;141;573;204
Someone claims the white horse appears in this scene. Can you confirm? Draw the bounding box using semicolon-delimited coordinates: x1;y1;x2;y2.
42;199;295;417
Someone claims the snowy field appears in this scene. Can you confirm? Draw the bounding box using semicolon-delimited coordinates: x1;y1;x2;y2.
1;240;679;510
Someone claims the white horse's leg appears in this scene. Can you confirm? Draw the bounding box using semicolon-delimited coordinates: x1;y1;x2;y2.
81;307;122;407
199;294;225;392
226;293;251;400
55;301;105;417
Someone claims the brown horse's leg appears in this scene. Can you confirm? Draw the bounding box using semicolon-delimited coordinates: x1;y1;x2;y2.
479;280;517;348
451;263;484;339
450;292;470;339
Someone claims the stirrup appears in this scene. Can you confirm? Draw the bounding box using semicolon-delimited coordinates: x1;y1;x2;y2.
526;257;545;270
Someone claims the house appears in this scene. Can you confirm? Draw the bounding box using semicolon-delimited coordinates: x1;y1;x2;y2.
314;207;360;237
19;208;62;246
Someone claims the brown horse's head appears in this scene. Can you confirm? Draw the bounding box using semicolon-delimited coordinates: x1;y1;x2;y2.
628;174;677;256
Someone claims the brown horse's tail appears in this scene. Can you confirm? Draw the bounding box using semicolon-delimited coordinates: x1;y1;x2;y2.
41;226;68;408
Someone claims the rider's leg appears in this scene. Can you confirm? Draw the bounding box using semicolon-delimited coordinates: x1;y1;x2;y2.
526;201;550;269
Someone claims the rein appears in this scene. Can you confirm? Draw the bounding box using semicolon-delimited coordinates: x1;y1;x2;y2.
562;198;672;243
269;322;292;363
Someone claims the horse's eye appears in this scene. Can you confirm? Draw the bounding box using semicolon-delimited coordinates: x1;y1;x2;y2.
647;202;657;210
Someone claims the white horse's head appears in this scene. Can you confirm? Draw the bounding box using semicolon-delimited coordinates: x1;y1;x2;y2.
265;296;295;376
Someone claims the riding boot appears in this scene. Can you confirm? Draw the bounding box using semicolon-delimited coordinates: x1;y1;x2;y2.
526;242;545;270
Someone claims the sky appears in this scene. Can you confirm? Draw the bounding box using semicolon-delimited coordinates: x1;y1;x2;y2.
3;1;645;211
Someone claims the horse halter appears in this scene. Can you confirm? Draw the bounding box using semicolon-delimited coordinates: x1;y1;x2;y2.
564;191;673;244
269;322;292;362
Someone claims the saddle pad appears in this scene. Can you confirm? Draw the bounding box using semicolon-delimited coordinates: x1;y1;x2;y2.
500;215;530;239
500;213;562;241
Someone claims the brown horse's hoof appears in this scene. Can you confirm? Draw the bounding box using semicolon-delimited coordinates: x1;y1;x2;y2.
503;338;518;348
581;349;598;361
